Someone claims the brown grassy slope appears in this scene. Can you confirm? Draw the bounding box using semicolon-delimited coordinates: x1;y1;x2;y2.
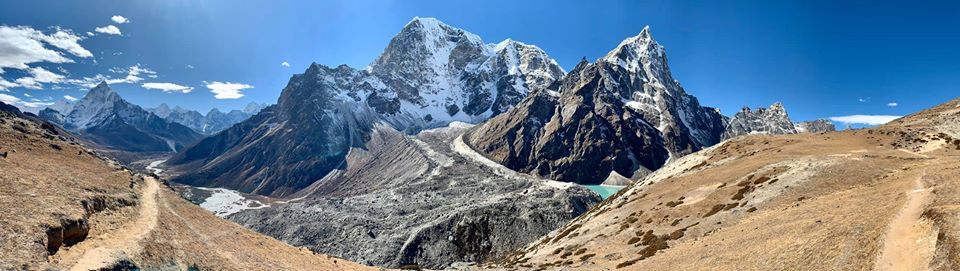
501;98;960;270
0;109;142;270
0;109;378;270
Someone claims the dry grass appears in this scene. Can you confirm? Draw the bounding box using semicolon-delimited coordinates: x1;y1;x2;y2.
503;97;960;270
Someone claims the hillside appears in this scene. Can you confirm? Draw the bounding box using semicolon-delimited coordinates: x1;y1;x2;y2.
0;102;376;270
498;98;960;270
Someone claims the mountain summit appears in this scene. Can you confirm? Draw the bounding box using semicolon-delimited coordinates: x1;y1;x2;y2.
166;17;564;196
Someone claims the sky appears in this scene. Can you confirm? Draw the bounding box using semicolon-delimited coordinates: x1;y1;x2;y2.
0;0;957;127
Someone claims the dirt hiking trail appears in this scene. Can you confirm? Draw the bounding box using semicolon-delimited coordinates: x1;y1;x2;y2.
68;177;160;271
875;171;936;271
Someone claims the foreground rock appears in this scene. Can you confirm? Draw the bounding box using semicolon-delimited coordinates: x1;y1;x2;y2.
229;124;599;269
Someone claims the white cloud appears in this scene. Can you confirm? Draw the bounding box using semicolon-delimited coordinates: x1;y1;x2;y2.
14;66;67;89
94;25;122;35
185;64;194;69
858;98;869;102
0;77;17;91
887;102;898;107
63;95;78;101
0;25;92;72
142;82;193;93
111;15;130;24
41;29;93;58
205;81;252;99
281;61;291;67
829;115;901;126
0;93;21;104
22;93;31;97
0;93;46;109
86;32;95;36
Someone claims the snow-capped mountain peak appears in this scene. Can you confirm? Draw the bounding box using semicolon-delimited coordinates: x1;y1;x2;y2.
152;103;173;118
370;17;493;106
489;39;565;92
602;25;665;73
66;82;124;129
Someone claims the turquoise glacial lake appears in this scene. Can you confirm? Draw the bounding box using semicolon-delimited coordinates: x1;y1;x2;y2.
583;185;625;199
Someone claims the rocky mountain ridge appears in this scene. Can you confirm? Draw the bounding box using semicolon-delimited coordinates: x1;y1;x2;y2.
723;102;835;139
467;27;730;185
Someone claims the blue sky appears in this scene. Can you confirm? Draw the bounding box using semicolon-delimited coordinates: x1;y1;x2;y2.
0;0;957;126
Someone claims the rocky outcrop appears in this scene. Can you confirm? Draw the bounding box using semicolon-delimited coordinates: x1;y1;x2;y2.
229;124;599;269
795;119;836;133
723;103;837;140
722;102;796;140
37;82;202;153
166;17;564;197
466;27;726;184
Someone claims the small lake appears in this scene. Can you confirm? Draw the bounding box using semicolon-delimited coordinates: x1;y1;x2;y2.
583;185;625;199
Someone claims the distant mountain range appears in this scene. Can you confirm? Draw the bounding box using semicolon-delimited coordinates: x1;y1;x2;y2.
146;102;267;134
38;82;202;155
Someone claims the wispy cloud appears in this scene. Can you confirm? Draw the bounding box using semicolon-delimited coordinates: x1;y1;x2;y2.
887;102;898;107
94;25;122;36
142;82;193;93
281;61;291;67
66;64;157;88
63;95;78;101
205;81;252;99
111;15;130;24
829;115;901;126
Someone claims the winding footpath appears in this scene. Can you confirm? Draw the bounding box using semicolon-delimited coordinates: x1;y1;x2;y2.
874;170;936;271
69;177;160;271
